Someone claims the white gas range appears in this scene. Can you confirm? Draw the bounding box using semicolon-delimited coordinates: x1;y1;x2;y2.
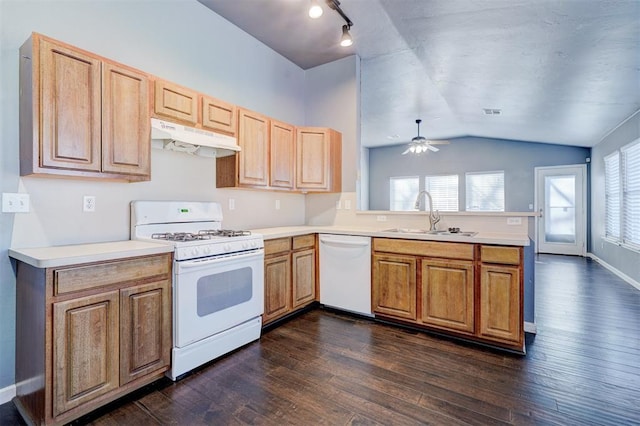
131;201;264;380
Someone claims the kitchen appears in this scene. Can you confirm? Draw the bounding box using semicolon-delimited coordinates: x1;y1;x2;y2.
1;0;639;425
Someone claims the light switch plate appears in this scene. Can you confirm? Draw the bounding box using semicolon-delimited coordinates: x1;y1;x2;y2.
2;193;30;213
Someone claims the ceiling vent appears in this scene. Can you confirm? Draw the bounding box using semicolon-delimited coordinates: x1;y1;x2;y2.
483;108;502;115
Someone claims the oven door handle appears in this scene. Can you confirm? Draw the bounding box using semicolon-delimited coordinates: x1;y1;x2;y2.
178;249;264;269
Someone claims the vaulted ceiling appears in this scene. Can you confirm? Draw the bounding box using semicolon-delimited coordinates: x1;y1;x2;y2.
198;0;639;148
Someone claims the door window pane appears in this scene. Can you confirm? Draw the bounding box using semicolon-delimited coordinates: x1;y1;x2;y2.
425;175;459;211
390;176;419;211
544;175;576;243
465;171;505;211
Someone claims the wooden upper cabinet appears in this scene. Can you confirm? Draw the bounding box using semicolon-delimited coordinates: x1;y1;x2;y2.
38;37;102;172
20;33;151;181
296;127;342;192
153;79;198;125
202;95;237;136
238;108;269;186
102;61;150;176
270;120;295;189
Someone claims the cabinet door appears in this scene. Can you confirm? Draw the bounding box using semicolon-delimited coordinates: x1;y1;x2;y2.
53;291;119;417
264;254;291;323
238;109;269;186
420;259;474;333
39;37;101;172
270;120;295;189
479;264;522;343
153;79;198;125
120;280;171;385
202;95;237;135
372;254;417;320
296;128;329;191
292;248;316;308
102;61;150;176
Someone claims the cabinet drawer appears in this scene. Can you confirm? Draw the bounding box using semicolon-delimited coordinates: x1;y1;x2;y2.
55;254;170;295
292;234;315;250
481;246;521;265
373;238;474;261
264;237;291;256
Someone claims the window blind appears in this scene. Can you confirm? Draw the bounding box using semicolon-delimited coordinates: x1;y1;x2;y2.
465;171;505;211
622;141;640;247
390;176;419;211
604;152;621;239
425;175;459;211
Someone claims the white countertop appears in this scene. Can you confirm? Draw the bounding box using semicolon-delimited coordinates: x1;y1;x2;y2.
9;240;174;268
251;225;530;246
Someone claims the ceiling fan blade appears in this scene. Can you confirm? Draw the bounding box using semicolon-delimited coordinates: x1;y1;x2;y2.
427;140;450;145
427;145;439;152
401;147;412;155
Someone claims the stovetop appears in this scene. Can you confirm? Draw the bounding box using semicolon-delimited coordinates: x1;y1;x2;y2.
151;230;252;242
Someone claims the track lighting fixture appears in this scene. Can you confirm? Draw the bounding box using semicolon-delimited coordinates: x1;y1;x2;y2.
308;0;354;47
340;24;353;47
308;0;323;19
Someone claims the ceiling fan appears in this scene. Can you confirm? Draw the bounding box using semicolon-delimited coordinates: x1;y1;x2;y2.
401;119;450;155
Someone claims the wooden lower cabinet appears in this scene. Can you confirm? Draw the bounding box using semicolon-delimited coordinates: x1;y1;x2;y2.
264;253;292;322
420;259;474;333
372;238;524;352
479;264;522;343
263;235;317;325
13;253;172;425
372;253;417;320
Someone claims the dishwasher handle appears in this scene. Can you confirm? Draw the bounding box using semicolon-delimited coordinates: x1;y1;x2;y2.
320;237;370;248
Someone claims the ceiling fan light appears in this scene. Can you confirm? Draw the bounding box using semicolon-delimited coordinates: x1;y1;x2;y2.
308;0;323;18
340;24;353;47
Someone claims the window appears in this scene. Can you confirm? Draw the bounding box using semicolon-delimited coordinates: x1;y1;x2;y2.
425;175;459;211
605;138;640;250
604;152;620;239
622;140;640;248
390;176;419;211
465;171;505;211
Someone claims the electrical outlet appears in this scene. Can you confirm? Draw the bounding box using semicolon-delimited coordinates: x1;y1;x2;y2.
376;215;387;222
229;198;235;210
275;199;281;210
507;217;522;225
83;196;96;212
2;193;30;213
336;200;342;210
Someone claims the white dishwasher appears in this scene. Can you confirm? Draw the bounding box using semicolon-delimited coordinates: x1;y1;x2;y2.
319;234;372;316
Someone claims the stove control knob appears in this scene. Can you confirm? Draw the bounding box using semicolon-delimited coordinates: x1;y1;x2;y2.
203;246;211;255
251;241;257;248
191;248;199;257
242;242;249;249
224;244;231;252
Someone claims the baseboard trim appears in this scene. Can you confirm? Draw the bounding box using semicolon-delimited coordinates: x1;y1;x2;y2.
524;322;537;334
588;253;640;291
0;383;16;405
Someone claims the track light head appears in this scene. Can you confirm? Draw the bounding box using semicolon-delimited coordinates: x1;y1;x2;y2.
340;24;353;47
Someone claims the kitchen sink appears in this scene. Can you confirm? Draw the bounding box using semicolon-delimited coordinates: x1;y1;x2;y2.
382;228;478;237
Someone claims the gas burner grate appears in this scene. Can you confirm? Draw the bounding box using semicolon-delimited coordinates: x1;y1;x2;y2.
198;229;252;238
152;232;211;242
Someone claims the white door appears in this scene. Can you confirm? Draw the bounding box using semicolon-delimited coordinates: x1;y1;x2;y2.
535;165;586;256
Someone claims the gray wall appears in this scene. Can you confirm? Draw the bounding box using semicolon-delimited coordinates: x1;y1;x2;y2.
368;137;590;212
590;111;640;283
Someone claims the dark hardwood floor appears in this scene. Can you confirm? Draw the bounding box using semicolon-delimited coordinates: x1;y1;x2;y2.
2;254;639;425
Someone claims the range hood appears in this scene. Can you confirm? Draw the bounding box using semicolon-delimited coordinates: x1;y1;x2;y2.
151;118;240;158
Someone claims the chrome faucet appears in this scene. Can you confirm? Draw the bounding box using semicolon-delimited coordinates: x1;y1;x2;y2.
414;190;441;231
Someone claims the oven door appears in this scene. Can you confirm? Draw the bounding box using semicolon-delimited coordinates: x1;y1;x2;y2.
174;249;264;348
